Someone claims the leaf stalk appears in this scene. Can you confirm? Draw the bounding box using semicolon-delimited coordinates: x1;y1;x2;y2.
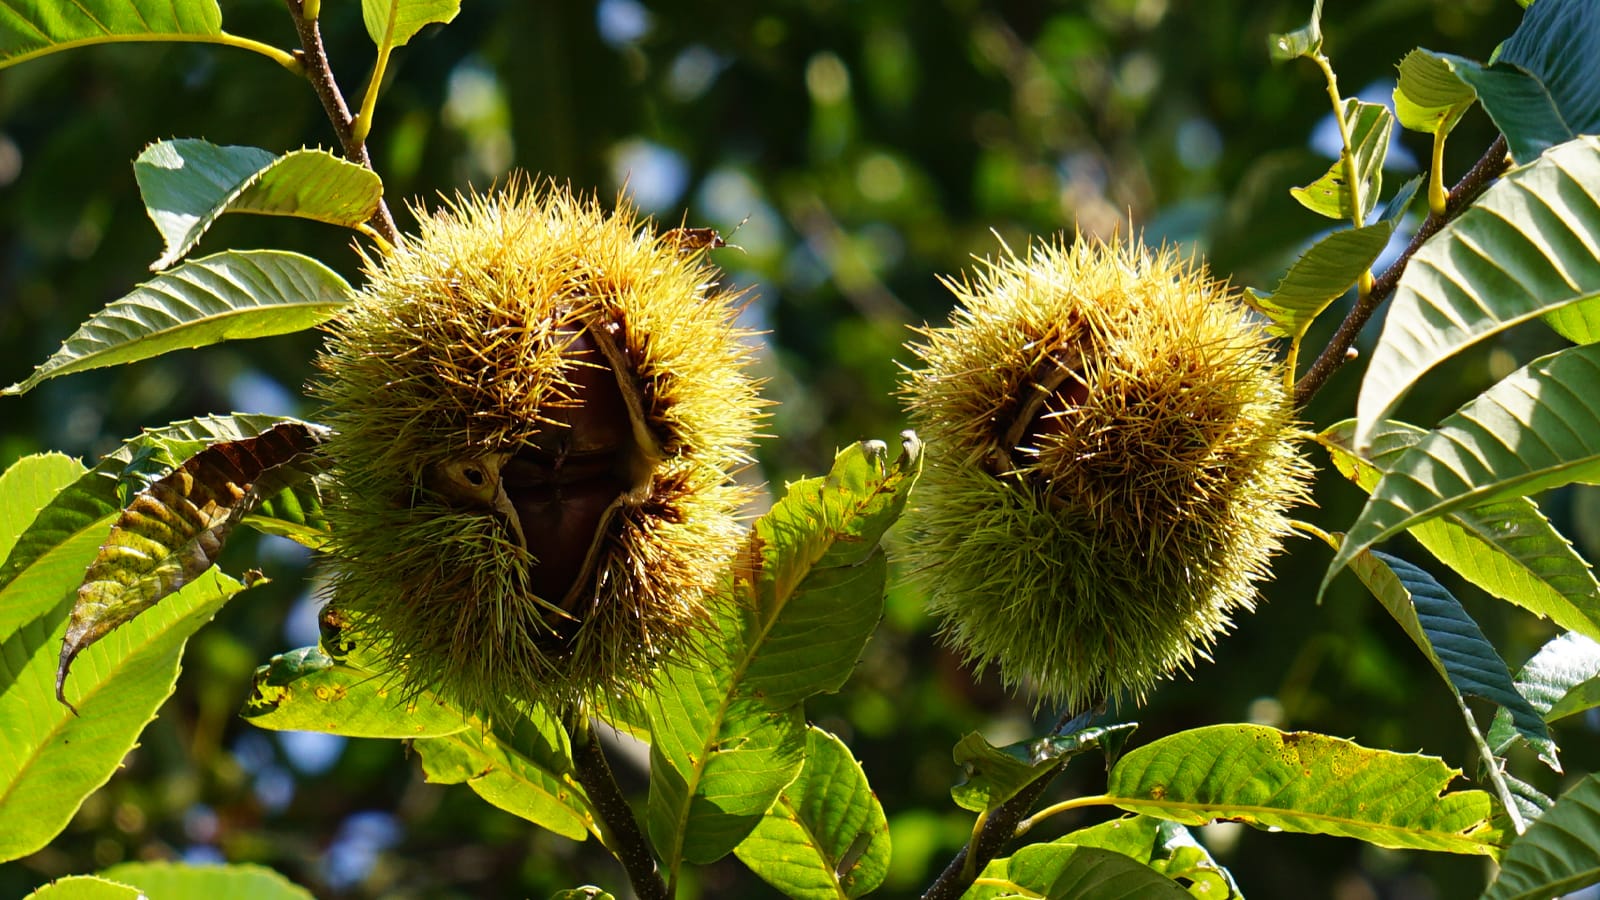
1292;135;1510;407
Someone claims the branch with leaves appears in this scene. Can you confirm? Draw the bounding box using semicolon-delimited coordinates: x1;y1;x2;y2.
4;1;1600;899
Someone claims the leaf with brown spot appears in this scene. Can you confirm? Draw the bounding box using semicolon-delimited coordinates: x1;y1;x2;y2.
56;422;327;709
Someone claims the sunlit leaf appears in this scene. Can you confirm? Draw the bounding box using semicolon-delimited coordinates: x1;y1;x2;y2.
968;844;1192;900
416;707;594;842
1504;770;1555;827
134;140;383;270
237;637;593;840
1321;419;1600;643
733;727;891;900
98;862;314;900
1481;773;1600;900
951;723;1138;814
1022;816;1243;899
1246;222;1393;341
648;664;807;868
647;436;921;870
0;454;88;562
1348;550;1556;771
1332;344;1600;593
58;422;328;706
735;433;923;706
1268;0;1322;61
244;475;333;550
360;0;460;49
1394;49;1477;137
242;647;469;739
0;568;246;862
1489;633;1600;756
1102;724;1507;856
550;890;616;900
1291;99;1392;222
0;0;221;69
2;251;353;396
0;414;308;637
1353;136;1600;449
23;876;142;899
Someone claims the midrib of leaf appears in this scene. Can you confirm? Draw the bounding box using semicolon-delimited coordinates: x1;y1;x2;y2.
1088;794;1500;854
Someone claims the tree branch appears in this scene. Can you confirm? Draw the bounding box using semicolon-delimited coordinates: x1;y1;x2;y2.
921;762;1065;900
1292;134;1510;407
283;0;399;243
569;719;668;900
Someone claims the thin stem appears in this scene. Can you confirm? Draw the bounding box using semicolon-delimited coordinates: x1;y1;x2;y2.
283;0;399;244
1289;519;1341;551
1428;130;1449;216
1312;53;1366;232
1016;795;1110;834
922;763;1065;900
1292;135;1510;407
1454;693;1527;835
569;718;669;900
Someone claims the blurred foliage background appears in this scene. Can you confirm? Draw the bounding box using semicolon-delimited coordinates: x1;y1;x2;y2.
6;1;1597;897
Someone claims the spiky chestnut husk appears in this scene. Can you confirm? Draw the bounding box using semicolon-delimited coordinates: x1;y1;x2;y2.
313;180;762;715
901;236;1312;713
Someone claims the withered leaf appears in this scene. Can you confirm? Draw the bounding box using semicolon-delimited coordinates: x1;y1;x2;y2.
56;421;328;711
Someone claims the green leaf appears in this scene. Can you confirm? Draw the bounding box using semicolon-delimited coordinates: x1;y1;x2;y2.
951;723;1138;814
0;454;88;561
2;250;353;396
550;890;616;900
733;726;890;900
1489;633;1600;755
98;862;314;900
416;707;594;842
647;664;807;867
1291;99;1392;222
1380;174;1423;225
244;475;333;550
59;423;327;705
1047;816;1243;899
1268;0;1322;61
0;414;305;636
0;0;221;69
237;637;591;839
1353;135;1600;447
646;435;921;870
1503;770;1555;826
1438;56;1570;166
1332;344;1600;594
23;876;142;899
0;567;245;862
134;140;383;270
1394;49;1477;137
1348;551;1556;770
1483;0;1600;164
1102;724;1507;856
735;434;922;706
242;647;470;739
360;0;460;49
1481;773;1600;900
1321;419;1600;644
1246;222;1393;341
968;845;1192;899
